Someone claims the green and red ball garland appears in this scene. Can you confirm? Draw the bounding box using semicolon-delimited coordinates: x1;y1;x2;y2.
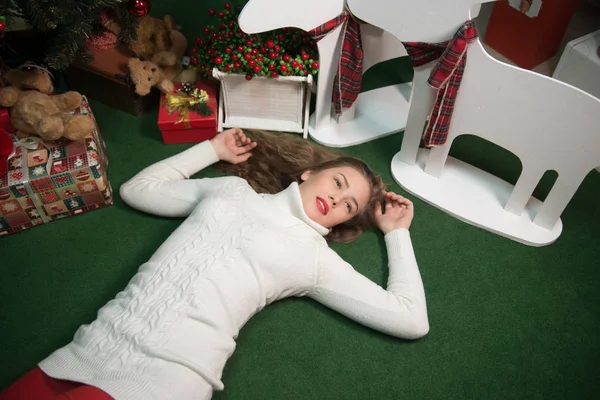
191;2;319;80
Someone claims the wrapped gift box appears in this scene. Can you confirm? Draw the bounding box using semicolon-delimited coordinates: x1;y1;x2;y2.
0;96;113;236
0;108;17;133
483;0;580;70
158;82;218;144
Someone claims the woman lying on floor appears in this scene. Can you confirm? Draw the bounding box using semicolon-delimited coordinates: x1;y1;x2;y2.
1;128;429;400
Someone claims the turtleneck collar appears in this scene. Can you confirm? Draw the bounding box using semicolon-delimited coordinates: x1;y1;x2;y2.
261;182;330;237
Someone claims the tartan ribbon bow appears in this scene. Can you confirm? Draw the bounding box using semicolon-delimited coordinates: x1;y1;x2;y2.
402;20;478;147
308;5;363;116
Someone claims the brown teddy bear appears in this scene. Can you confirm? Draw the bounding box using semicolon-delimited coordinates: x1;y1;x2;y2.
109;14;197;96
122;14;174;61
0;65;94;141
127;27;189;95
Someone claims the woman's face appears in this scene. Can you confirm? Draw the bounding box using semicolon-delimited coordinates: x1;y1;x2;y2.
298;166;371;229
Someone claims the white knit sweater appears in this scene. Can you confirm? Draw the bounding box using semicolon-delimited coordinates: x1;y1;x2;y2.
39;140;429;400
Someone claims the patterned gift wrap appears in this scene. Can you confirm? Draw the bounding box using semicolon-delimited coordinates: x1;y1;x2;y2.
0;96;113;236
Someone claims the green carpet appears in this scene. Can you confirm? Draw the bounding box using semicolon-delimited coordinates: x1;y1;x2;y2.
2;5;600;398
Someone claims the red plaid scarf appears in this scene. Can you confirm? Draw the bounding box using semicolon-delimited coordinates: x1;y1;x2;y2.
309;6;363;116
403;20;477;147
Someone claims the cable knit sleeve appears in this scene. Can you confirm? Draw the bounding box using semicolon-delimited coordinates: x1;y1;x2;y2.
307;228;429;340
119;140;223;217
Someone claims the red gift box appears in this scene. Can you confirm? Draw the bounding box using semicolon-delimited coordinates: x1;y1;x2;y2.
0;108;17;133
158;82;218;144
483;0;579;70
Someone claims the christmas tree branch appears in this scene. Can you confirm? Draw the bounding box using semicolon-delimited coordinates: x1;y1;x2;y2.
44;21;93;70
1;0;143;70
21;0;53;32
114;2;138;43
0;1;23;20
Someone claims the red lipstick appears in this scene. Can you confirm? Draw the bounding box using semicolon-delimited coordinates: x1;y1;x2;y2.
316;197;329;215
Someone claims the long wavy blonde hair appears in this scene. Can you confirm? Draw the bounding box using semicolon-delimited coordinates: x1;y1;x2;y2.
217;130;386;243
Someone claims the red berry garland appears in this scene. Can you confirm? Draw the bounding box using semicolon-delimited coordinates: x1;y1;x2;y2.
192;2;319;79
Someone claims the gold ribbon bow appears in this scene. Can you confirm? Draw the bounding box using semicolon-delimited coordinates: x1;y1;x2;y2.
163;88;213;128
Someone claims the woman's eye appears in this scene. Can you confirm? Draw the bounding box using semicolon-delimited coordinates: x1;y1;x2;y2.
334;178;341;188
345;203;351;212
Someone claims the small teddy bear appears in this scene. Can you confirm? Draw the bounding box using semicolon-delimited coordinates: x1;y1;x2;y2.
128;57;175;95
0;64;94;141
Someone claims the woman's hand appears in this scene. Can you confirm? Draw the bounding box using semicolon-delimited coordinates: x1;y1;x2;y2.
375;191;414;234
210;128;257;164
